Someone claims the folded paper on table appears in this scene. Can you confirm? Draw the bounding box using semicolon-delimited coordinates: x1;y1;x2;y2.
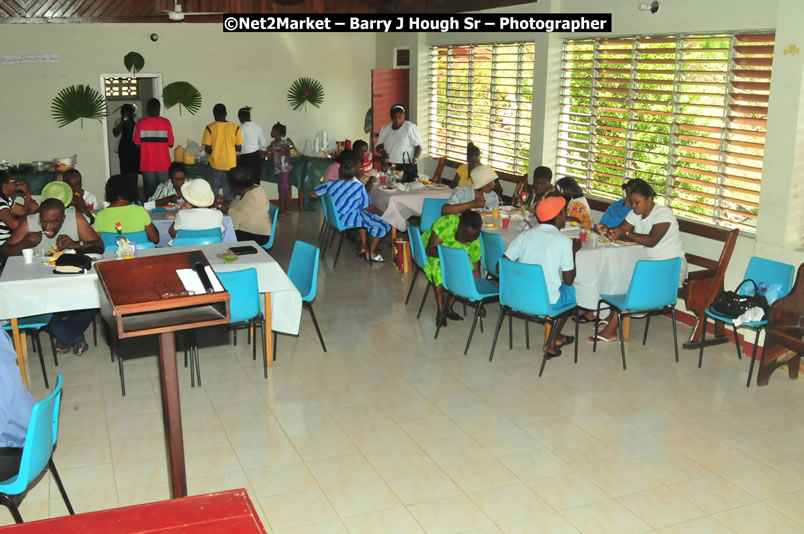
176;266;224;295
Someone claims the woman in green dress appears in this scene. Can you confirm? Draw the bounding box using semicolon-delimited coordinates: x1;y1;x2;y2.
422;210;483;326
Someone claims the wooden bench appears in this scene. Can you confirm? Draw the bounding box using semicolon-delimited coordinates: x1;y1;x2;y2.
757;263;803;386
587;197;740;349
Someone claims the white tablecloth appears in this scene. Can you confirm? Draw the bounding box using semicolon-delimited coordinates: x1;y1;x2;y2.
0;241;301;335
149;211;236;247
369;186;453;231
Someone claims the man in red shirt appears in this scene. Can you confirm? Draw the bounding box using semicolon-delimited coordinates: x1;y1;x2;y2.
133;98;174;200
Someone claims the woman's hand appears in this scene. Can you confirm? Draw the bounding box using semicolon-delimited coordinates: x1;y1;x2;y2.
607;226;625;241
15;182;29;195
595;223;609;235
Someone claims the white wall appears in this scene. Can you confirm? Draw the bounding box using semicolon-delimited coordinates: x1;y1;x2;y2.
0;24;376;197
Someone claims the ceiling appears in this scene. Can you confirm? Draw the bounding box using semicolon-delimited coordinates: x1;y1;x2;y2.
0;0;538;23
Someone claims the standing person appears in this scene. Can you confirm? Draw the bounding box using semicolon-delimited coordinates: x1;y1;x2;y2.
133;98;174;200
237;106;267;185
269;122;292;216
112;103;140;177
376;104;423;178
202;103;243;203
0;329;35;481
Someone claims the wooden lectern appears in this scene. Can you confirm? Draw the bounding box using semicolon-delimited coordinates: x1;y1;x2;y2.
95;252;230;498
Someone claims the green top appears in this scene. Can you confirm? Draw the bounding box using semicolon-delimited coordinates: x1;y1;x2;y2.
94;204;152;234
421;214;482;287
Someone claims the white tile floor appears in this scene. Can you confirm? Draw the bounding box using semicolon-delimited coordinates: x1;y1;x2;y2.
4;210;804;533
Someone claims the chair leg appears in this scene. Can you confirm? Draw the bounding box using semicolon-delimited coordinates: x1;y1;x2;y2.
195;343;201;387
233;326;237;346
617;311;627;370
34;332;49;389
46;331;59;367
318;218;326;245
508;312;513;350
489;307;506;362
732;323;743;360
260;318;268;378
539;318;559;377
49;459;74;515
746;329;760;388
434;298;449;340
92;313;97;347
642;315;650;345
525;317;530;350
405;268;420;305
272;330;277;363
416;282;431;319
573;308;580;365
308;304;327;352
463;302;483;355
0;494;23;523
593;300;603;353
248;324;252;346
671;308;679;363
252;322;257;362
698;316;707;368
117;339;125;396
333;232;345;269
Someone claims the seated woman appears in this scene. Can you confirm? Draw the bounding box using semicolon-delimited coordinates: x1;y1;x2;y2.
442;165;500;215
353;140;375;178
149;162;187;206
0;170;38;248
312;156;390;262
422;210;483;326
322;149;354;183
93;174;159;244
555;177;593;230
168;179;224;241
217;167;272;246
590;181;687;342
514;166;554;210
450;142;482;188
598;178;645;229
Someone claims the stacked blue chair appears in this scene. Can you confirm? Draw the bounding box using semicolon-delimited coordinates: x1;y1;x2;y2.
263;204;280;251
420;198;449;232
480;232;505;279
0;375;73;524
593;258;682;370
490;259;579;376
2;314;58;389
100;231;155;251
320;194;361;269
698;257;795;387
436;245;500;354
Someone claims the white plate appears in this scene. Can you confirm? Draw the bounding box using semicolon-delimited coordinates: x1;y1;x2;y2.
85;253;103;260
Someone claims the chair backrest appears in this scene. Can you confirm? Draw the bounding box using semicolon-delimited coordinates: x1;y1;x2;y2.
480;232;505;278
287;241;320;302
3;375;63;495
216;268;260;323
499;258;554;317
742;256;796;298
621;258;682;311
438;245;482;301
263;204;280;251
177;228;223;240
408;225;427;270
172;234;222;246
321;194;341;230
420;199;449;232
100;231;149;249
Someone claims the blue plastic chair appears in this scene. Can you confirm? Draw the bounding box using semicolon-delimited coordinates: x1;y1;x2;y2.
262;204;280;251
172;234;222;246
0;375;73;523
593;258;683;370
699;256;795;387
277;241;326;361
177;228;223;241
405;226;436;320
420;198;449;232
435;245;500;354
480;232;505;279
489;259;579;376
2;314;58;389
101;231;155;251
320;194;361;269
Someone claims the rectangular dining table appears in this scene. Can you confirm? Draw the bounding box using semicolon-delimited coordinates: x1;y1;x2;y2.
369;184;453;240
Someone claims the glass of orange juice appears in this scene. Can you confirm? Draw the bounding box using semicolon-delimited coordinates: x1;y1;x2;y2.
492;208;500;220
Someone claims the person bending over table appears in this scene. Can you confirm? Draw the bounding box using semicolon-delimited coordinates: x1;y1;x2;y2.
505;196;580;358
376;104;423;176
2;198;103;355
0;170;39;248
217;167;272;246
442;165;500;216
168;179;224;240
312;156;390;262
598;178;646;229
422;210;483;326
0;329;35;481
149;162;187;206
590;180;687;343
93;175;159;245
556;177;593;231
63;169;97;224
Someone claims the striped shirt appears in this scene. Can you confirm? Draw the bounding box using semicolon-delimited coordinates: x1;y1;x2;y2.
133;116;174;172
0;195;13;247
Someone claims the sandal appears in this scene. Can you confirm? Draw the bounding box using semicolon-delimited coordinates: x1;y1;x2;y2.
72;340;89;356
556;336;575;348
55;342;71;354
368;254;386;263
587;334;616;344
445;309;464;321
544;348;562;360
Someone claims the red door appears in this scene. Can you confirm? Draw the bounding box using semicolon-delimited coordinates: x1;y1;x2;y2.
371;69;409;164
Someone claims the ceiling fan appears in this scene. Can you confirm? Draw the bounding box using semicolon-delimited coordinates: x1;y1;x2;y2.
162;1;222;21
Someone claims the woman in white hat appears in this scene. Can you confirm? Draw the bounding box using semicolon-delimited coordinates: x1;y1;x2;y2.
168;179;225;241
441;164;501;216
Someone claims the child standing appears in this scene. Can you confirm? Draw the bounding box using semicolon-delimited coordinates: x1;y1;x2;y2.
270;122;292;216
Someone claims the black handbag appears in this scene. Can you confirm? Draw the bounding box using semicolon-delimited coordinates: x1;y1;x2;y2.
401;152;418;183
53;253;92;274
710;279;769;319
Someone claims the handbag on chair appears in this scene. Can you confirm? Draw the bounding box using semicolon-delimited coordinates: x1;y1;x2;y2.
711;279;769;319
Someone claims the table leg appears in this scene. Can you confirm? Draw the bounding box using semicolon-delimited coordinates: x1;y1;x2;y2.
158;331;187;499
11;318;27;388
20;332;28;361
623;316;631;342
391;227;397;243
264;292;273;367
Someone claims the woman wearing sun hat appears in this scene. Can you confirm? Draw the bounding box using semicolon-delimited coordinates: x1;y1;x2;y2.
441;164;501;216
168;179;224;241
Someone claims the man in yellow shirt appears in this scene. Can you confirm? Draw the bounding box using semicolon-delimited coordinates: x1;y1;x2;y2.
202;103;243;202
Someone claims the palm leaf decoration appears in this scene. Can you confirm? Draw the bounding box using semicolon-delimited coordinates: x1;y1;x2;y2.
162;81;202;116
124;51;145;76
287;77;325;112
51;84;107;128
